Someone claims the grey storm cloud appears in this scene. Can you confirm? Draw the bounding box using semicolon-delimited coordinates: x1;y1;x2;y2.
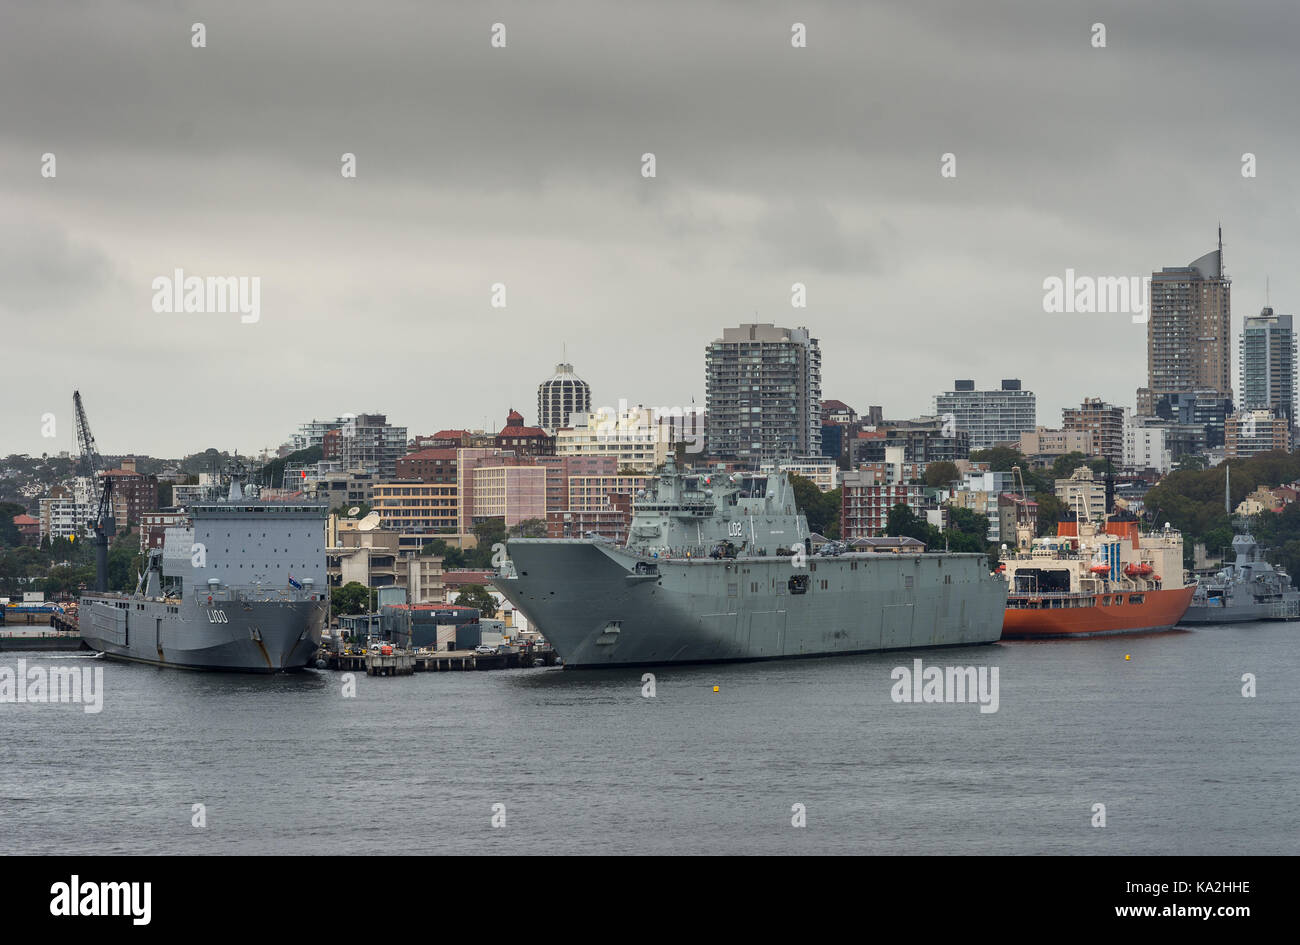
3;0;1300;456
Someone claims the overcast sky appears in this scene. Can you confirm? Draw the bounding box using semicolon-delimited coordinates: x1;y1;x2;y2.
4;0;1300;459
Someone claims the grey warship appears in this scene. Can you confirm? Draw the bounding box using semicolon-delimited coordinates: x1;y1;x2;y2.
496;458;1007;668
78;473;328;672
1181;530;1300;624
1180;467;1300;624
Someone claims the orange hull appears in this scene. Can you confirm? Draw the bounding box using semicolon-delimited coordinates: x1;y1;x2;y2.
1001;585;1195;639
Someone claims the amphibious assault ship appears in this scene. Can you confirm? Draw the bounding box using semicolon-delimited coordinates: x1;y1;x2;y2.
495;458;1007;668
79;473;328;672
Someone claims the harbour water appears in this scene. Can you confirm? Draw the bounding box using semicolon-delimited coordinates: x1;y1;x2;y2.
2;621;1296;855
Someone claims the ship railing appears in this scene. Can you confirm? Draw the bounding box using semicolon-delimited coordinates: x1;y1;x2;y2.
190;587;324;604
1267;599;1300;619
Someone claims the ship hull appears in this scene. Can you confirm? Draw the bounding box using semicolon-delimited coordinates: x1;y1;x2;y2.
1179;599;1300;624
1001;585;1195;639
79;595;326;673
499;539;1007;668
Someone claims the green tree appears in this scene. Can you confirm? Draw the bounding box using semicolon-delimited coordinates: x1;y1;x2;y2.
0;502;26;547
924;461;960;488
331;581;372;615
1051;452;1092;479
261;445;323;488
1032;493;1066;537
969;447;1027;473
787;474;841;538
510;518;548;538
472;518;507;550
454;583;498;618
886;503;940;546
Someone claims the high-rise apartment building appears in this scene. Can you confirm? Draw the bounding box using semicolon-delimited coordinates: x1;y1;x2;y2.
934;379;1036;451
1145;234;1232;407
705;323;822;462
1240;306;1296;425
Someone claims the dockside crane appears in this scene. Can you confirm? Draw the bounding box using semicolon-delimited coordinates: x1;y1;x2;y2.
73;390;115;593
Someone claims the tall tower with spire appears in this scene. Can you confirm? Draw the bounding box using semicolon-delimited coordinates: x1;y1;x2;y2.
1141;231;1233;414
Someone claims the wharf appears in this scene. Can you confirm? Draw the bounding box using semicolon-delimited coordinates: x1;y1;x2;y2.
0;629;87;652
318;646;559;674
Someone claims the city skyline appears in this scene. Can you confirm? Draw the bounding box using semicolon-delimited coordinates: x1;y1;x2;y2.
8;2;1300;456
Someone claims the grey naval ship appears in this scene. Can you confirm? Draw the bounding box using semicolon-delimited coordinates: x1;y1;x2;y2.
79;474;328;672
1181;530;1300;624
1180;467;1300;625
496;457;1008;668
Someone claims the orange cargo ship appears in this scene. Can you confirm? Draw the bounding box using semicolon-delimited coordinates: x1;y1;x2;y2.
1000;516;1194;639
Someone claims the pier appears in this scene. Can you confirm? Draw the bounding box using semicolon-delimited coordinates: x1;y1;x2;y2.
0;628;87;652
318;646;558;674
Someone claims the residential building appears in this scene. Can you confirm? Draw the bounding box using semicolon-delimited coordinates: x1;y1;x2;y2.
139;511;189;553
38;485;90;543
820;400;858;425
839;470;940;539
1123;413;1173;474
100;458;158;528
705;323;822;461
495;409;555;457
1145;234;1233;406
848;417;970;466
1018;427;1094;463
547;493;634;543
1239;306;1296;425
997;493;1038;545
292;418;346;452
470;462;548;529
1055;466;1107;523
950;470;1020;542
395;448;458;483
537;362;592;434
1152;389;1234;448
1062;398;1125;466
759;457;838;492
934;379;1037;451
370;482;459;532
335;413;408;479
1224;410;1291;458
11;514;39;545
556;403;669;471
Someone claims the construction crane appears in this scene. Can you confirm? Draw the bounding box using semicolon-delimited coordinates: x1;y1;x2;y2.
73;391;114;593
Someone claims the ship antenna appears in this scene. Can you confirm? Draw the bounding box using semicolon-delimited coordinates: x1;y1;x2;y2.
1225;465;1230;516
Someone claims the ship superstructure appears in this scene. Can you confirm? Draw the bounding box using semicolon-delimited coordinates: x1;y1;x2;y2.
495;457;1007;667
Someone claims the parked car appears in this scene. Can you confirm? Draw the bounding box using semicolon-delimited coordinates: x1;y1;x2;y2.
473;644;497;655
